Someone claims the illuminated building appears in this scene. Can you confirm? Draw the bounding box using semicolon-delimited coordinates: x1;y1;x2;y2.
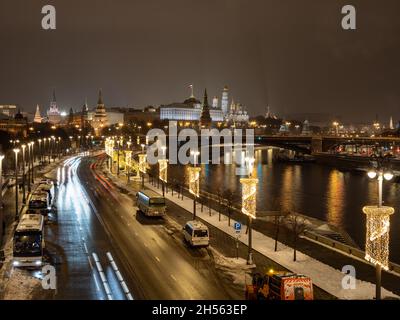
33;105;43;123
221;85;229;116
160;86;223;122
47;89;61;124
92;89;108;135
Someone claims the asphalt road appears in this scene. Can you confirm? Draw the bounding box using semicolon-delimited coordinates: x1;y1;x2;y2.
48;154;233;300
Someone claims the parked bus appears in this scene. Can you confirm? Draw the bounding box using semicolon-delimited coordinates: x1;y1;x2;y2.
13;214;45;268
183;221;210;247
27;191;50;215
136;190;166;217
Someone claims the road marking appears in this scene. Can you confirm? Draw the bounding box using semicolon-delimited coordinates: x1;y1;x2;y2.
106;252;134;300
155;256;161;262
170;274;177;281
92;252;113;300
83;242;89;255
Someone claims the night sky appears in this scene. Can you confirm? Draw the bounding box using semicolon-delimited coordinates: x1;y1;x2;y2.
1;0;400;122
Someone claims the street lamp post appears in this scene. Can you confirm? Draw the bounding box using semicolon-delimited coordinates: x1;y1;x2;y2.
13;148;20;220
365;154;394;300
30;142;35;183
27;143;32;192
0;154;4;213
38;139;42;166
21;144;26;204
333;121;339;136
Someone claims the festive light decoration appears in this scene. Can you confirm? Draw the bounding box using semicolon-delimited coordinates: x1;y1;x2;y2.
125;151;132;170
363;205;394;270
138;154;147;174
158;159;168;183
240;177;258;219
188;167;201;198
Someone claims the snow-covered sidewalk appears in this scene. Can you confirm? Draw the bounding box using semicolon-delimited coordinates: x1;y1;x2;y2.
143;180;399;300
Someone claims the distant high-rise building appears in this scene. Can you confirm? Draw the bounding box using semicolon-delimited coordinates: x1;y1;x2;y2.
92;89;108;135
47;89;61;124
221;86;229;116
390;116;394;130
199;89;212;128
33;105;42;123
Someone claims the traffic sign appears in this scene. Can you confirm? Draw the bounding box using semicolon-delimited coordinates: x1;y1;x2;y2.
234;222;242;233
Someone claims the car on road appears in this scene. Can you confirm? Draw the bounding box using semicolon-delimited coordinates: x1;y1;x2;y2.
183;221;209;247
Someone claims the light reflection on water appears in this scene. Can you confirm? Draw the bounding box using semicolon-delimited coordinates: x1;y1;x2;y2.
169;148;400;263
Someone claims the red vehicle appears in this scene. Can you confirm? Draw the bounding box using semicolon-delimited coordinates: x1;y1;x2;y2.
245;270;314;300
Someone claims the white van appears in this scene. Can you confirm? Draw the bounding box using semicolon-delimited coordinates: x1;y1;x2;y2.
183;221;209;247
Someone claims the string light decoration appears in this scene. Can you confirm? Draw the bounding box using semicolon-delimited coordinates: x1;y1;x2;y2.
138;154;147;174
125;151;132;169
240;178;258;219
188;167;201;198
158;159;168;183
363;205;394;270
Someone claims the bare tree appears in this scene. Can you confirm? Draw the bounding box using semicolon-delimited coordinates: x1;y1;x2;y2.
223;189;238;227
284;213;309;261
273;211;289;252
216;189;223;221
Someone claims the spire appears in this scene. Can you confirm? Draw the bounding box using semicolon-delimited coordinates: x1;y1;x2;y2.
203;89;209;107
200;88;212;128
98;89;104;105
52;88;56;102
390;116;394;130
83;97;88;112
68;107;74;124
34;105;42;123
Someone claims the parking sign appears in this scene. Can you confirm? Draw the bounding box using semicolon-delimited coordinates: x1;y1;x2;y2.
234;222;241;233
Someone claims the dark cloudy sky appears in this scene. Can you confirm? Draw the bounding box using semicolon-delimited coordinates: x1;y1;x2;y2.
0;0;400;122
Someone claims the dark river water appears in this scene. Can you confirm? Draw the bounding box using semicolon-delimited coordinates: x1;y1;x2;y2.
168;148;400;264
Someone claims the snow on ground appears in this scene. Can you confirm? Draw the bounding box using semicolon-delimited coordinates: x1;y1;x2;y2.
210;248;254;287
142;180;399;300
2;269;42;300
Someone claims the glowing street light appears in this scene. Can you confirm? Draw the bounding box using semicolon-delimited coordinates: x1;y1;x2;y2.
13;148;20;220
21;144;26;203
365;155;394;300
333;121;339;136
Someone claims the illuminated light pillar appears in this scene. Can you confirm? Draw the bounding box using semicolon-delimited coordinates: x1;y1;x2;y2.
363;205;394;300
139;154;147;188
158;159;168;197
240;177;258;265
125;151;132;184
188;167;201;220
